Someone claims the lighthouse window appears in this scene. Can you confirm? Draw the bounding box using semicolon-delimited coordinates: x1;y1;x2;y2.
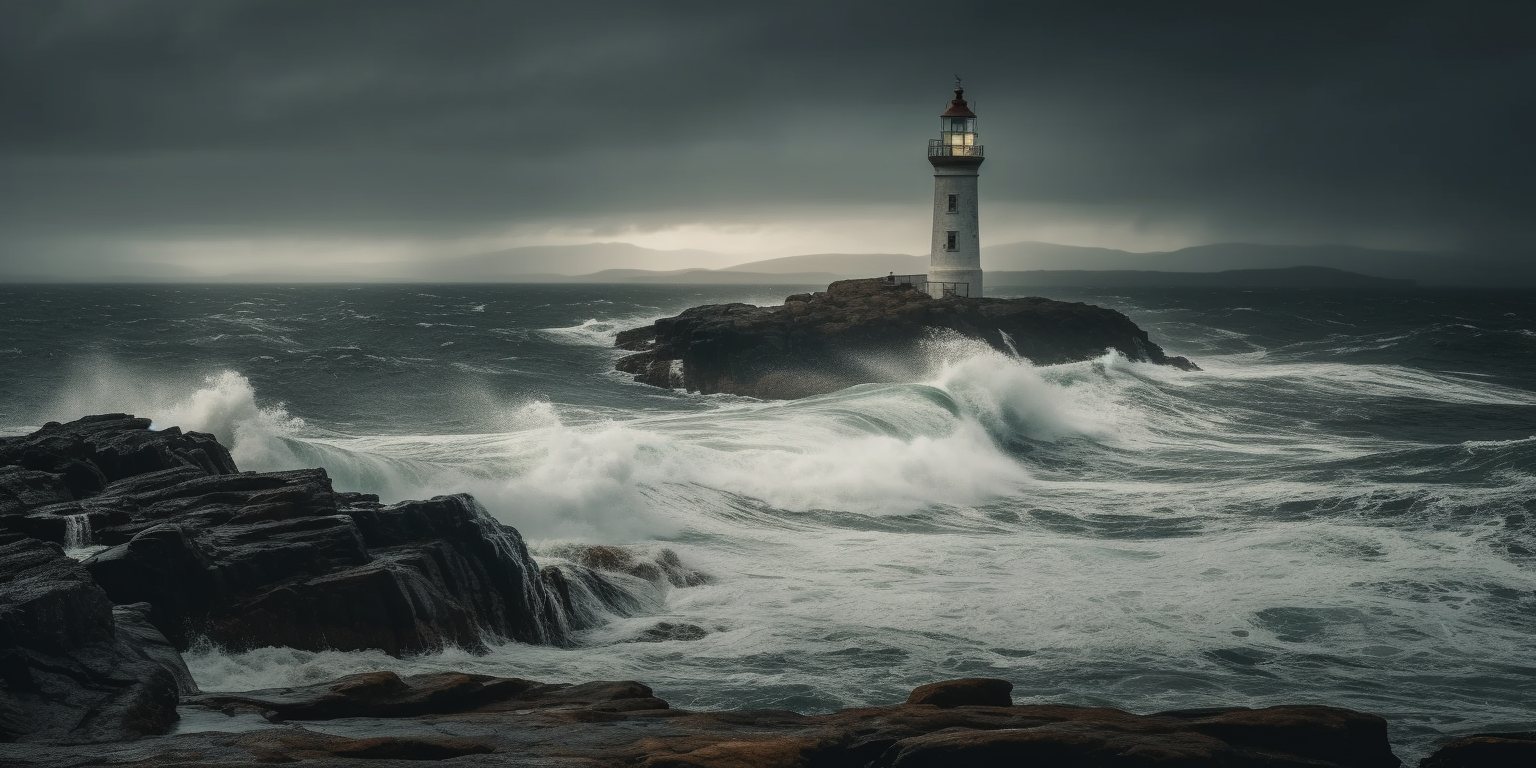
945;231;958;250
947;194;958;213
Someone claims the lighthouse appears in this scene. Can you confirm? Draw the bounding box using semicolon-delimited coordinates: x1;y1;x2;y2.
926;84;984;298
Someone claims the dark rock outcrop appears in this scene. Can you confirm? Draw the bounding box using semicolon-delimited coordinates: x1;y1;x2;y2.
0;538;192;743
612;682;1397;768
188;671;665;723
0;414;237;547
0;675;1401;767
191;670;543;721
1419;732;1536;767
0;414;236;499
0;468;75;519
81;477;566;655
232;732;498;762
616;278;1197;399
545;543;711;589
626;621;709;643
905;677;1013;708
0;413;722;754
0;415;704;660
537;544;710;631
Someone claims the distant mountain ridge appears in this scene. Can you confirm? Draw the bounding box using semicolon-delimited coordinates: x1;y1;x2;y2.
719;253;925;275
428;242;725;279
989;266;1416;289
3;240;1528;285
979;241;1530;286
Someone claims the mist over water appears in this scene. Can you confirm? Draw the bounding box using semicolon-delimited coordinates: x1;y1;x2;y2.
3;283;1535;760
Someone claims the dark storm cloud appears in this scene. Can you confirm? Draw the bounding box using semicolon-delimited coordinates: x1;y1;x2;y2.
1;0;1532;268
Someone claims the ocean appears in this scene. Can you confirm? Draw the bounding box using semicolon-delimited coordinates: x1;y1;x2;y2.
3;282;1534;760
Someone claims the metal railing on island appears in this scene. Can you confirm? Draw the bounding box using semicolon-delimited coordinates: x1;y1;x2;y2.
881;273;971;298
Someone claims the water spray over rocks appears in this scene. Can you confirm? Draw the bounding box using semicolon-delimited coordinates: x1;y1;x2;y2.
0;415;704;743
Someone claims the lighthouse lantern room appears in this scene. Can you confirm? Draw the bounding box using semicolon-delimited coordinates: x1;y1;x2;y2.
940;115;978;151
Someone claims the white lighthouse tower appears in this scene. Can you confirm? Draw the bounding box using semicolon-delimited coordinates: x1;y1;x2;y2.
926;83;984;298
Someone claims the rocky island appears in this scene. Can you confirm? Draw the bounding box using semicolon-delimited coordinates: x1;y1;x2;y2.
615;278;1198;399
0;415;1528;766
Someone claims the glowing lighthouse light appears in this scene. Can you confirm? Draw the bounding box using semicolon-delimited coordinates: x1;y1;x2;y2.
940;112;978;152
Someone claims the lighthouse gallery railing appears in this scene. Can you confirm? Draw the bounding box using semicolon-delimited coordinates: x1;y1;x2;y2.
927;140;984;157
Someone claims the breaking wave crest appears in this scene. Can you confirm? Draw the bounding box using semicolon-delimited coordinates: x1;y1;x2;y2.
39;336;1536;543
46;362;308;470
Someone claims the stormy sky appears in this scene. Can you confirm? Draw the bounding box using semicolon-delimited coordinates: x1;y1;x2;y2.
1;0;1531;276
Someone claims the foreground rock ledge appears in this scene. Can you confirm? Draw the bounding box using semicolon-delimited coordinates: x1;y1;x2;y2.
0;415;706;743
615;279;1198;399
0;675;1423;767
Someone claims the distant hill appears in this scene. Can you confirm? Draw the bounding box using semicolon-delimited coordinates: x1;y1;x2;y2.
982;242;1532;286
419;242;729;279
982;242;1138;271
519;268;829;285
989;266;1416;289
616;270;841;285
720;253;926;275
458;267;839;286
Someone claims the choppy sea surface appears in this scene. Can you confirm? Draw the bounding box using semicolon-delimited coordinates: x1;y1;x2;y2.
3;283;1534;760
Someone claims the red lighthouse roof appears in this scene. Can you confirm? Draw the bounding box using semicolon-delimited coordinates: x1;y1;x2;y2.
941;86;976;117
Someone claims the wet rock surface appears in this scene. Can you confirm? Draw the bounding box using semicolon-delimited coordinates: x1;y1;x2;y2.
545;543;711;589
189;670;549;721
0;414;237;500
1417;731;1536;767
904;677;1013;708
78;472;569;656
0;415;642;657
0;675;1410;767
626;621;709;643
0;414;708;750
0;538;192;743
615;279;1198;399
